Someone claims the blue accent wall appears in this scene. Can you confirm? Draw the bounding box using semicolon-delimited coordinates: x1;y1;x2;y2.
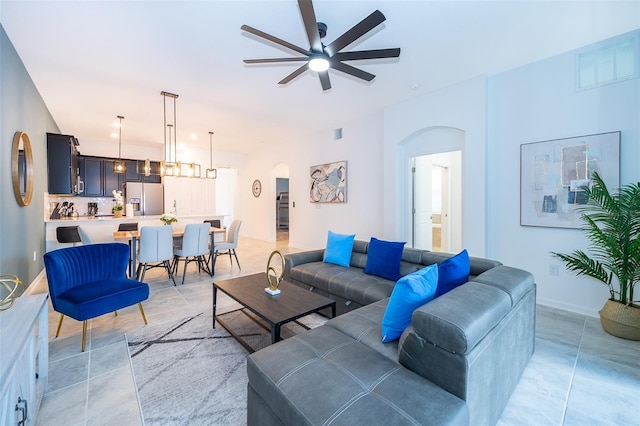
1;24;59;291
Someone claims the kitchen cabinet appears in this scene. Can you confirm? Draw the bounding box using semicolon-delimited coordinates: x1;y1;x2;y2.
78;156;162;198
0;293;49;426
103;159;123;196
164;177;216;216
78;156;103;197
47;133;79;195
142;162;162;183
124;160;141;182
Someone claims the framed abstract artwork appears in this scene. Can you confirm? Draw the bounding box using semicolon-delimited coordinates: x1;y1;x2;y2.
520;131;620;228
310;160;347;203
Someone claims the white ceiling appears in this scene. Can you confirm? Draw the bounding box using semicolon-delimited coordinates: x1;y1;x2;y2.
1;1;638;155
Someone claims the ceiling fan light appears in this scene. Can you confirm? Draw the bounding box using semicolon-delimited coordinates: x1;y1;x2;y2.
309;56;330;72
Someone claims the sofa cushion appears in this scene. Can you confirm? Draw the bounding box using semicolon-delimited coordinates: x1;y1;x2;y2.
435;249;470;298
326;298;399;362
381;263;439;342
323;230;355;267
247;325;469;426
289;261;396;306
363;237;406;281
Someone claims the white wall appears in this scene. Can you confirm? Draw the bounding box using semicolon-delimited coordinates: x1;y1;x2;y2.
238;112;385;248
487;30;640;317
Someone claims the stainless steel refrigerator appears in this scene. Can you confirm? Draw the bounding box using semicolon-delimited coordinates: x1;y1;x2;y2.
125;182;164;216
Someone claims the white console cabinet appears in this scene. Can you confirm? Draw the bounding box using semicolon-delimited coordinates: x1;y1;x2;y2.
0;293;49;426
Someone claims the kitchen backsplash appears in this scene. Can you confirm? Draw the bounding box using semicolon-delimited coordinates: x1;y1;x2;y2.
45;194;118;218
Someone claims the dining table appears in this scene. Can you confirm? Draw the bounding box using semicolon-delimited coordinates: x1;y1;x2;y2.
113;226;226;278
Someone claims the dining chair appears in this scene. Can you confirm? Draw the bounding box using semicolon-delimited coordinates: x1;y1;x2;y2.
43;243;149;352
172;223;211;284
212;219;242;271
136;226;176;285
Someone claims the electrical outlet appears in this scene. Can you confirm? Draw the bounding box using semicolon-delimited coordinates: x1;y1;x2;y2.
33;251;37;261
549;264;559;276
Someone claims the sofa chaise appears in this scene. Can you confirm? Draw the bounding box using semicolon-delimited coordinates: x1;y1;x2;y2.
247;241;536;425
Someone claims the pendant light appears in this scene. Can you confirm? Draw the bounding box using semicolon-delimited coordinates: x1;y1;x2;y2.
160;91;179;177
206;131;217;179
113;115;126;173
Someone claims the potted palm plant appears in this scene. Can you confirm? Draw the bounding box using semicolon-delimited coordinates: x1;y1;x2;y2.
552;172;640;340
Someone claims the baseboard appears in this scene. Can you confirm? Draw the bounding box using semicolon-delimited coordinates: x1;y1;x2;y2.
536;297;600;318
24;268;47;296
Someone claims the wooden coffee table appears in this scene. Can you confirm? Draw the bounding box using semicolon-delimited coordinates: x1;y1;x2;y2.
212;272;336;353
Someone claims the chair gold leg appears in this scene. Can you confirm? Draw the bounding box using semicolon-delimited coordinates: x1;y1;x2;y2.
114;310;118;317
81;320;88;352
138;303;148;325
55;314;64;337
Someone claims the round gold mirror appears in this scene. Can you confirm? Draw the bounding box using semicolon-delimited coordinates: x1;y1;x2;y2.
11;131;34;207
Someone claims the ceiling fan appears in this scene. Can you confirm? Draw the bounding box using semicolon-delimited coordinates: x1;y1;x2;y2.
241;0;400;91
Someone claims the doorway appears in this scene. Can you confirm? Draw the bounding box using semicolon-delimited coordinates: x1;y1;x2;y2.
275;177;289;242
411;151;461;252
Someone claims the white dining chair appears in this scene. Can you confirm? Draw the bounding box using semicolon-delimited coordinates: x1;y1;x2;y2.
172;223;211;284
212;219;242;271
136;225;176;285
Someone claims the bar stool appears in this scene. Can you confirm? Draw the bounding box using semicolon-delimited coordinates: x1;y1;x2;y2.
118;222;139;231
56;226;82;246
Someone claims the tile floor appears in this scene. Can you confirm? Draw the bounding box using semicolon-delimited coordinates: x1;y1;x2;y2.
30;236;639;425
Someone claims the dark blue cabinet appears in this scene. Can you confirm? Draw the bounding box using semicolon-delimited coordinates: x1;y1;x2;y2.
47;133;79;195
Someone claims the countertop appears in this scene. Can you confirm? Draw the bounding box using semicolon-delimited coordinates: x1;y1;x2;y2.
45;215;161;223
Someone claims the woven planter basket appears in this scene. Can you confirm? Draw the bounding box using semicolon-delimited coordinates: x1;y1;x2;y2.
599;300;640;341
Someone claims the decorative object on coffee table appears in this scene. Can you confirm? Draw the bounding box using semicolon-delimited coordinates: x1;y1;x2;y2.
552;172;640;340
265;250;284;295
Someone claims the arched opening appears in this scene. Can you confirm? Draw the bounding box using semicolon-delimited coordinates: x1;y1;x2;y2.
399;126;465;252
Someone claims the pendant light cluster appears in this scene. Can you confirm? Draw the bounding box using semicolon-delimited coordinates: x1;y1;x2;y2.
113;115;126;174
160;91;202;178
160;92;180;177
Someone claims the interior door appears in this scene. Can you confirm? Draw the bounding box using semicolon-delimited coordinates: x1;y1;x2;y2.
413;156;433;250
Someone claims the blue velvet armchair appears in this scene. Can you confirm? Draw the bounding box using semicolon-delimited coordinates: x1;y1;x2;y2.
44;243;149;351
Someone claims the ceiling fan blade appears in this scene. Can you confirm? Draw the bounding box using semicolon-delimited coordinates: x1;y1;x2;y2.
330;61;375;82
324;10;386;56
298;0;322;53
319;71;331;91
279;63;309;85
244;57;309;64
241;24;309;56
332;48;400;61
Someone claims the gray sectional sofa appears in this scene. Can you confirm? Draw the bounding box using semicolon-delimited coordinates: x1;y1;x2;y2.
247;241;536;425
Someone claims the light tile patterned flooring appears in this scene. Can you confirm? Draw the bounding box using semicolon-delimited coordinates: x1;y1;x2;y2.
31;236;639;425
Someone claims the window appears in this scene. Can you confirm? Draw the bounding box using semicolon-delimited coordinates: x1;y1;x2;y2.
577;33;638;90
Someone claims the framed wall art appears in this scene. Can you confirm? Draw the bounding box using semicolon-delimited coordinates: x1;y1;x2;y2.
520;131;620;228
310;160;347;203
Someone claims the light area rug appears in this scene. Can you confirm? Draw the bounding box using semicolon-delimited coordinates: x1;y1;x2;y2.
127;310;326;425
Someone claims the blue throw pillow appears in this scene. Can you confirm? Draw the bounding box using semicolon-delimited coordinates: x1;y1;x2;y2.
381;264;438;343
363;237;406;281
434;249;470;298
323;230;355;267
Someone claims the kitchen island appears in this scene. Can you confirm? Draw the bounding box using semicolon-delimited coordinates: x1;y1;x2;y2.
45;214;226;252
